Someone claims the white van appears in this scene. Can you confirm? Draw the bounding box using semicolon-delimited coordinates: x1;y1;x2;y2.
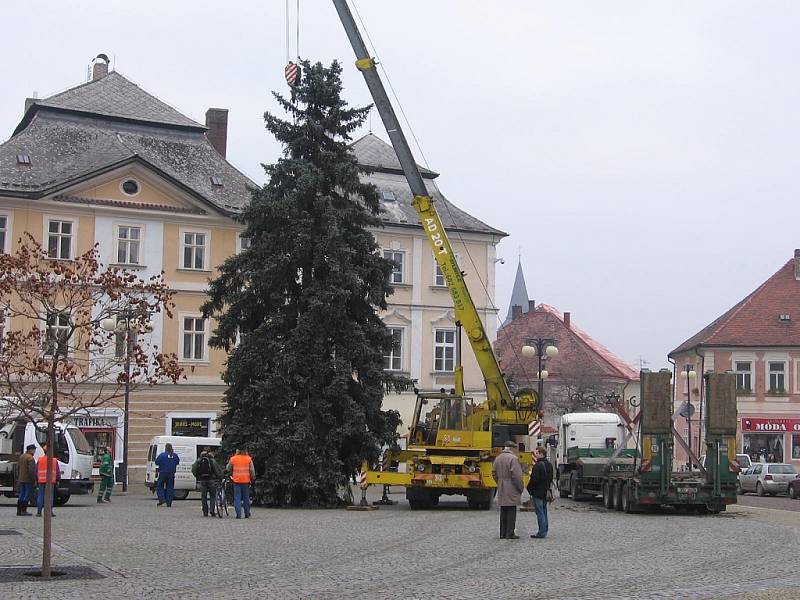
144;435;221;500
0;419;94;505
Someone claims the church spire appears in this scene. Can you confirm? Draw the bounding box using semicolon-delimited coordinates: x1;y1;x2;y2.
503;258;531;326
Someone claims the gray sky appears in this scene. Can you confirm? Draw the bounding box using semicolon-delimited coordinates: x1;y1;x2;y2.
2;1;799;371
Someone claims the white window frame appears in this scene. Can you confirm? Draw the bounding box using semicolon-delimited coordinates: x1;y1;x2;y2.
433;328;456;373
179;228;210;271
433;252;460;287
383;249;405;284
164;411;217;437
113;223;144;266
735;360;753;392
384;327;404;372
767;360;787;393
0;212;11;254
44;216;77;260
43;311;70;358
178;313;209;363
237;233;251;254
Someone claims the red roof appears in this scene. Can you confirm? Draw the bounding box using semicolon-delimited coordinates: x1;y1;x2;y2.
670;255;800;356
495;304;639;383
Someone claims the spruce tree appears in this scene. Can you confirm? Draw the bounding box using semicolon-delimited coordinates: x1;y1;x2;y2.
202;60;400;507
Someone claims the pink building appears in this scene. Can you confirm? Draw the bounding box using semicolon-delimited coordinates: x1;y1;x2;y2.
669;249;800;469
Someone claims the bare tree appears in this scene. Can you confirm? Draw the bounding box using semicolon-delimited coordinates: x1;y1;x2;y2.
0;234;183;578
547;357;619;417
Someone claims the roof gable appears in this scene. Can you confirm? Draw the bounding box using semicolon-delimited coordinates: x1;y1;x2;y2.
670;257;800;355
16;71;204;134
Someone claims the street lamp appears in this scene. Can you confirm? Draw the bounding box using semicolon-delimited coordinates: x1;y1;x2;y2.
680;364;697;469
101;310;153;492
521;338;558;415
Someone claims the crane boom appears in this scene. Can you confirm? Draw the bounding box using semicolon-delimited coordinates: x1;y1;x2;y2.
332;0;534;413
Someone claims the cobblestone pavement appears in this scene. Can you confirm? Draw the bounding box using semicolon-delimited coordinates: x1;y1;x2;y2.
1;489;799;599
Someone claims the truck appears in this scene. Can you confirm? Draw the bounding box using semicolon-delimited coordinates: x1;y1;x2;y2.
333;0;539;509
0;417;95;505
556;370;739;513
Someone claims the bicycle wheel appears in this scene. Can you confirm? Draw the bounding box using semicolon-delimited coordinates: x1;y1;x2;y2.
216;485;228;517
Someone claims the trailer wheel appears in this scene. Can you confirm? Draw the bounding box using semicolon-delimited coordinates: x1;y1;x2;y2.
407;488;433;510
569;474;582;501
621;484;640;513
602;481;613;509
614;482;624;511
467;490;492;510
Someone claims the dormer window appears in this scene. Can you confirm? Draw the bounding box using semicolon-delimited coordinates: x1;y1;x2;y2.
16;154;31;165
210;176;223;187
779;314;791;322
381;190;396;202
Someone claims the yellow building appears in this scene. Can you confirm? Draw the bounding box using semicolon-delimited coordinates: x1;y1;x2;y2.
0;57;505;481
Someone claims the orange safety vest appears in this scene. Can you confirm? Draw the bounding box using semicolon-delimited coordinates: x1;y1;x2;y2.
37;455;59;484
229;454;252;484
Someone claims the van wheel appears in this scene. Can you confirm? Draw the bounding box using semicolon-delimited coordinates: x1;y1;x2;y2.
54;493;70;506
173;489;190;501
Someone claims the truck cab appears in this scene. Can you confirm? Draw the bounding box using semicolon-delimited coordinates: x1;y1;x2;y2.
0;419;94;504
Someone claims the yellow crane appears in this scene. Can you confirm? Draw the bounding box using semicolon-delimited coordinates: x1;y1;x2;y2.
333;0;538;509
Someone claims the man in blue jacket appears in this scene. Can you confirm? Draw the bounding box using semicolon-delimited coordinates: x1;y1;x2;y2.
155;443;180;507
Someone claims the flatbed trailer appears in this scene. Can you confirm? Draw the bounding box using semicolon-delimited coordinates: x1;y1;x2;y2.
557;370;739;514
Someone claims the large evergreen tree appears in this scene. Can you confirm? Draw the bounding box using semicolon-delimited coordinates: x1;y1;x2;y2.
202;60;400;507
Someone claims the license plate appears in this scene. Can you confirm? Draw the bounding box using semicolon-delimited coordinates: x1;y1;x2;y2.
677;487;695;495
434;474;443;482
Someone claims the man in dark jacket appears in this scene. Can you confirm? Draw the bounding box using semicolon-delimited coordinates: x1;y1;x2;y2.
16;444;37;516
192;448;223;517
527;446;554;538
155;443;180;507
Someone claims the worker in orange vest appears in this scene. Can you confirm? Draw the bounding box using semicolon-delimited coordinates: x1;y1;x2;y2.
226;448;255;519
36;445;60;518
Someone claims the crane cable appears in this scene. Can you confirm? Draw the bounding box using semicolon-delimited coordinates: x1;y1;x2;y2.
349;1;539;396
285;0;300;62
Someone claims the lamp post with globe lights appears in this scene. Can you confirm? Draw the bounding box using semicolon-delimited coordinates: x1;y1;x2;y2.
101;310;154;492
521;338;558;415
680;364;697;470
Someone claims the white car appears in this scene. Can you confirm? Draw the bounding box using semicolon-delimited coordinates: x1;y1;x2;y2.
738;463;798;496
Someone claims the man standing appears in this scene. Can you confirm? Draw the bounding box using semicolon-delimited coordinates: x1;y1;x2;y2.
96;447;114;503
226;448;255;519
527;446;554;538
36;445;60;518
16;444;37;516
192;448;222;516
492;440;524;539
155;443;180;507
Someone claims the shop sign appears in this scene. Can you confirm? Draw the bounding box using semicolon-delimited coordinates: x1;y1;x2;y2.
741;418;800;432
67;416;118;428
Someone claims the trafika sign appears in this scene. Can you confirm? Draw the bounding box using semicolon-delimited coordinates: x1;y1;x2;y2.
741;418;800;432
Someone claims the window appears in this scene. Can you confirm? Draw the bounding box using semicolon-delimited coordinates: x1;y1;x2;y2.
181;317;206;361
768;361;786;392
47;219;73;260
434;328;456;372
384;328;403;371
434;253;459;287
381;190;396;202
121;179;140;196
182;231;207;270
0;215;7;253
44;312;70;357
238;234;251;252
383;250;404;284
116;225;141;265
792;434;800;460
743;433;784;463
735;361;752;392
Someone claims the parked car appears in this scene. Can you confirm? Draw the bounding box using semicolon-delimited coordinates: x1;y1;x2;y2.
699;453;752;471
738;463;798;496
788;475;800;500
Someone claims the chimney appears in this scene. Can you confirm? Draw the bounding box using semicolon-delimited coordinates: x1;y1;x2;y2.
511;305;523;321
24;97;36;114
528;300;536;312
795;249;800;280
205;108;229;158
92;53;110;81
564;312;571;329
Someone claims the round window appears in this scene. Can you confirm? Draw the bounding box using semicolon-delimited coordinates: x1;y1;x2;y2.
121;179;140;196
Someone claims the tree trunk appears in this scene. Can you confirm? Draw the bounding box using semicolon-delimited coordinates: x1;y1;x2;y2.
41;413;55;578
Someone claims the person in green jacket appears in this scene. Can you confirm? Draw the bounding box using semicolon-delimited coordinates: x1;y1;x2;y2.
97;447;114;503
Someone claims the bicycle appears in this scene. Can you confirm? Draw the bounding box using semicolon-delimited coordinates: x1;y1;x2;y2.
214;478;229;518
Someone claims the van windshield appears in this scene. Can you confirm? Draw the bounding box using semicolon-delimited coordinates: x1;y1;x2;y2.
67;428;93;454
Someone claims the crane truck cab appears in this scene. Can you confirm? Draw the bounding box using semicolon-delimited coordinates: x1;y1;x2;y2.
0;418;94;504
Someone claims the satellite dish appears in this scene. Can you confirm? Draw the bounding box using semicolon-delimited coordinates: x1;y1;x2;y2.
678;402;696;419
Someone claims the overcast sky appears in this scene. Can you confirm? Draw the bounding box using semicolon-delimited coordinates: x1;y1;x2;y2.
2;1;799;371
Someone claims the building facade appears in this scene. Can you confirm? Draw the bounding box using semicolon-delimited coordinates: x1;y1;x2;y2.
0;59;504;479
669;250;800;470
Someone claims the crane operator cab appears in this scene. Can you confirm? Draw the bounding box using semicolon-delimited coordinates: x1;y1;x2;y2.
409;392;485;449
